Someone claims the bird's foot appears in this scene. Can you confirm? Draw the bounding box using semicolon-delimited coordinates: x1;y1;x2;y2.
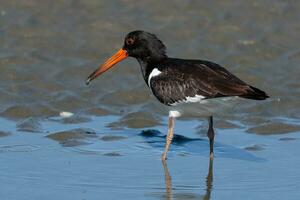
209;152;214;160
161;153;167;161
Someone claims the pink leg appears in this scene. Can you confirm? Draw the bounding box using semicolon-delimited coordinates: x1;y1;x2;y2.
161;116;175;160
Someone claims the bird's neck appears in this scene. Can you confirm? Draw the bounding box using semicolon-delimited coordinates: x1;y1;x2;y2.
137;58;153;84
137;58;164;85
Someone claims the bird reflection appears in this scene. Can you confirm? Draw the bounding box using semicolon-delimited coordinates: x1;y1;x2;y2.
161;158;213;200
203;158;213;200
162;160;173;200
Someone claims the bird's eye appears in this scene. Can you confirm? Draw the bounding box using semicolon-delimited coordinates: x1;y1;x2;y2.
125;37;135;46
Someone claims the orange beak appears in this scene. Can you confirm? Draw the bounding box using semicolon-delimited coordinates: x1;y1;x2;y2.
86;48;128;85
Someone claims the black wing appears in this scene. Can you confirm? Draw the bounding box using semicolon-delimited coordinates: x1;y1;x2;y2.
150;59;268;106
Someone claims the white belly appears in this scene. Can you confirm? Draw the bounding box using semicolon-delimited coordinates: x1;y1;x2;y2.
169;97;240;118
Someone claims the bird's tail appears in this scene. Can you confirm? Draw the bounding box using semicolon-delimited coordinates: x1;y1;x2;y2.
240;86;269;100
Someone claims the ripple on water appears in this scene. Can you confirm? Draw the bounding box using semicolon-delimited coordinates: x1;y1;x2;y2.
17;118;42;133
46;128;96;147
68;147;124;157
0;144;40;153
102;152;123;157
279;137;298;141
100;135;127;142
244;144;266;151
247;122;300;135
0;131;11;137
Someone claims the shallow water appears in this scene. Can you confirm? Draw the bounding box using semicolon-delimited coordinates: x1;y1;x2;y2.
1;116;300;199
1;0;300;199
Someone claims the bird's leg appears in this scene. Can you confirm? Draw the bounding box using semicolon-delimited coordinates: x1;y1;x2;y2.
161;111;180;160
207;116;215;159
161;116;175;160
161;160;173;199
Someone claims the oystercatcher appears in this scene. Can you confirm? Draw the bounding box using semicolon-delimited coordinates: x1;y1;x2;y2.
86;30;269;160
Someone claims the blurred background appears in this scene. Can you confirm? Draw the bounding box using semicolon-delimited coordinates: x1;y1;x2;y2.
1;0;300;127
0;1;300;200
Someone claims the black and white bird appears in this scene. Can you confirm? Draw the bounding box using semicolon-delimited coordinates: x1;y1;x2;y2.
86;30;269;160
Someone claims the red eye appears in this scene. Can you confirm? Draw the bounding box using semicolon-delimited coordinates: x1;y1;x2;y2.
126;37;135;45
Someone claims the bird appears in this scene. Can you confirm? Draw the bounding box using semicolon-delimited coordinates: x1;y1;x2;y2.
86;30;269;160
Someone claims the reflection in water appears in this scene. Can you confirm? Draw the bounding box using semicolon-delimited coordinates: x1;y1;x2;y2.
140;129;265;162
162;160;173;200
203;158;213;200
161;158;214;200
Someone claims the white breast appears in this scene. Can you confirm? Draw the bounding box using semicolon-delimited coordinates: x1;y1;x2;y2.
148;68;161;87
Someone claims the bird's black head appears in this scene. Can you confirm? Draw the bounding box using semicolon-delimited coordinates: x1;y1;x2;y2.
86;30;167;85
123;30;167;63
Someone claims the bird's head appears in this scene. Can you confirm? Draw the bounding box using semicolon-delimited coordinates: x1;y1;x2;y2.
86;30;167;85
123;30;167;62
